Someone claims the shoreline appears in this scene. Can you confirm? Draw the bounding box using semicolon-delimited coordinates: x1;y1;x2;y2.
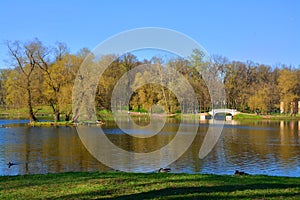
1;112;300;120
1;112;300;127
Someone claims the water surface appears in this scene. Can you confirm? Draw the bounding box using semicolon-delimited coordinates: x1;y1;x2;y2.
0;119;299;176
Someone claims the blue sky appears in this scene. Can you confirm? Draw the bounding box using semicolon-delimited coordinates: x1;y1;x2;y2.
0;0;299;68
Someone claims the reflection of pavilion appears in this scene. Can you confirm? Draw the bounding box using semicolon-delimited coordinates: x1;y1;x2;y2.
280;120;297;133
278;120;299;166
280;120;284;132
280;120;300;142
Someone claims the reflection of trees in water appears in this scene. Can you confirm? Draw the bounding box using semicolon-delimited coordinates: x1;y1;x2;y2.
1;120;299;176
2;127;109;175
222;121;300;171
106;118;181;153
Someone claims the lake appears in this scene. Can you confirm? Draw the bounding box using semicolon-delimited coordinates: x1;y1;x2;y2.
0;119;300;177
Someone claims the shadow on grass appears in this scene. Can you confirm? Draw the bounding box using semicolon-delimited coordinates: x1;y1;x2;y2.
55;183;300;199
2;172;300;199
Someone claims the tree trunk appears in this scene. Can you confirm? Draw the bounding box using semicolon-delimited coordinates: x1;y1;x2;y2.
27;88;38;122
54;112;60;122
65;114;70;121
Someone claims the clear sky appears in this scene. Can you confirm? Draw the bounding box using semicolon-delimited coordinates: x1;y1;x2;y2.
0;0;299;68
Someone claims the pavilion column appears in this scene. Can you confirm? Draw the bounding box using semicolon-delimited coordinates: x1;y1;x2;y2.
280;102;284;114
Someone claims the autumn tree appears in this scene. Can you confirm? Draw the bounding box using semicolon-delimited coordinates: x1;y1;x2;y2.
248;87;271;114
130;71;160;112
6;40;43;122
3;69;25;109
96;55;121;110
37;42;70;122
0;70;8;109
188;49;211;111
224;61;253;111
278;68;299;114
57;53;82;121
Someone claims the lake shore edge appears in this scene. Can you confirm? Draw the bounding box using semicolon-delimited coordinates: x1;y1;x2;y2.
2;112;300;125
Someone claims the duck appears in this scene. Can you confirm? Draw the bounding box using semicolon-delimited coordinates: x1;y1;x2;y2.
234;170;249;175
158;168;171;173
7;162;17;168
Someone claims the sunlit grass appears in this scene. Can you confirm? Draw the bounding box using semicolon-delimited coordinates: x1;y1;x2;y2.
1;106;300;122
28;121;74;127
233;113;263;120
0;172;299;199
234;113;300;120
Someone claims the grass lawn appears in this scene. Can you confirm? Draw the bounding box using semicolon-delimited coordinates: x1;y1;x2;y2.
233;113;300;120
0;172;299;199
233;113;263;120
1;106;300;122
28;121;75;127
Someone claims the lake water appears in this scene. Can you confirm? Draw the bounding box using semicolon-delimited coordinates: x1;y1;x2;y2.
0;119;300;177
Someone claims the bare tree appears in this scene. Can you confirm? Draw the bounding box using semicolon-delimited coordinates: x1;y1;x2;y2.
6;40;41;122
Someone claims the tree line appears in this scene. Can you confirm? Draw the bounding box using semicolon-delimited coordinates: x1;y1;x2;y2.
0;39;299;122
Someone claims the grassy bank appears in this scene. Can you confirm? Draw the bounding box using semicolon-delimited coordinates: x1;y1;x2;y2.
233;113;300;120
0;172;299;199
1;107;300;123
233;113;263;120
28;121;75;127
0;106;54;119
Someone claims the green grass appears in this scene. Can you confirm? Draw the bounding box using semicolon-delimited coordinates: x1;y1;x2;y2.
233;113;300;120
28;121;75;127
0;106;54;119
269;114;300;120
0;172;299;199
233;113;263;120
1;106;300;122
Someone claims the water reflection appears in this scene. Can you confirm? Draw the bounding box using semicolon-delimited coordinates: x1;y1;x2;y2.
0;119;300;177
0;126;108;176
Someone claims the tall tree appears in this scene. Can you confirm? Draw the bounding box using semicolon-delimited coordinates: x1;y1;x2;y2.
58;53;82;121
37;42;67;122
248;87;271;114
278;68;299;114
6;40;42;122
188;49;211;111
224;61;250;111
0;70;7;109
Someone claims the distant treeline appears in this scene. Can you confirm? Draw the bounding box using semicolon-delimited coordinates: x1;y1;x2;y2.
0;39;299;122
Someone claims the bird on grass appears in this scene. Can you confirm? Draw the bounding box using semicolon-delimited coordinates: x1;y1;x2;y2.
158;168;171;173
